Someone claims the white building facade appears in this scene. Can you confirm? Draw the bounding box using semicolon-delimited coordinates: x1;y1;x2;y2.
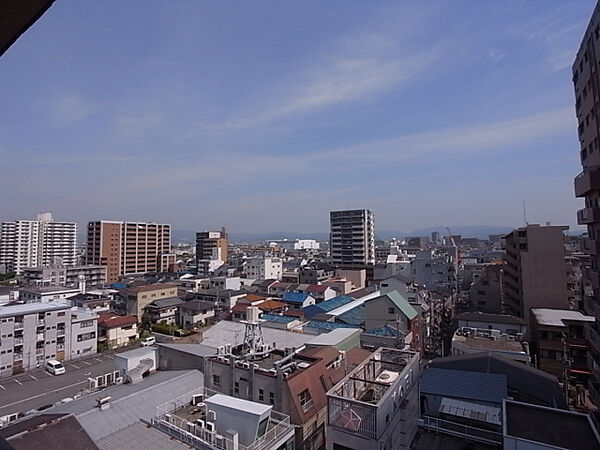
0;213;77;275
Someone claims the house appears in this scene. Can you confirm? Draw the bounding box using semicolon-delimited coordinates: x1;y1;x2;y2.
98;313;138;348
178;299;215;329
301;284;336;303
258;299;288;314
123;283;178;318
143;297;184;325
364;290;421;351
282;292;315;310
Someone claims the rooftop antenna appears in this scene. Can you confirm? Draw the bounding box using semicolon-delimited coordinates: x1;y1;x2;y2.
523;200;528;226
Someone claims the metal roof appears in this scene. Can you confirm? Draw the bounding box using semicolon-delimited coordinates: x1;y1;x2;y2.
50;370;203;441
531;308;595;327
205;393;271;416
96;422;192;450
364;324;406;338
304;321;360;331
421;368;508;404
336;304;364;326
282;292;310;304
261;314;296;323
0;301;70;318
303;295;356;318
367;290;418;320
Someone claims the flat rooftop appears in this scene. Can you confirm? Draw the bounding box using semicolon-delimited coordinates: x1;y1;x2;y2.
505;400;600;450
0;300;70;318
452;334;526;353
531;308;595;327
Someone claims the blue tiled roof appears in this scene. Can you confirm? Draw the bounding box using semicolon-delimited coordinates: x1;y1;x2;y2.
260;314;296;323
304;321;359;331
303;295;356;318
364;324;405;337
283;292;310;304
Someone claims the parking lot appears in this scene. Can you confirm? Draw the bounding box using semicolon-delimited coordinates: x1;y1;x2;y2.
0;352;116;418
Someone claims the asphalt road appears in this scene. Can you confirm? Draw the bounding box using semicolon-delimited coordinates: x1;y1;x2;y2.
0;352;116;418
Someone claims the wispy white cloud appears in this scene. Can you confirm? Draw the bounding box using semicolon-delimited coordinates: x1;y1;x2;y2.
51;93;96;124
97;106;575;196
116;113;164;138
509;8;587;73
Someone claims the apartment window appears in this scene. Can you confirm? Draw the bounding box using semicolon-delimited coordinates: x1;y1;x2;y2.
388;307;395;314
57;312;66;317
213;375;220;387
477;290;486;296
269;392;275;405
298;389;313;412
77;332;96;342
234;381;239;395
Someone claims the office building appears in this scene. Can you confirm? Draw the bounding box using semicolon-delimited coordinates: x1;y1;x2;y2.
86;220;173;283
573;2;600;410
0;301;97;377
329;209;375;267
0;213;77;274
502;224;570;322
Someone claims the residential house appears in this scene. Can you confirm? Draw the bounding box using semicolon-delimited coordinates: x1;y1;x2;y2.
144;297;184;325
98;313;138;348
178;300;215;329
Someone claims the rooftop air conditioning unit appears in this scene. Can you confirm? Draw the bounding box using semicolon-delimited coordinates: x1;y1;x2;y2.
196;419;205;428
242;362;250;369
214;435;226;447
205;421;215;433
207;410;217;422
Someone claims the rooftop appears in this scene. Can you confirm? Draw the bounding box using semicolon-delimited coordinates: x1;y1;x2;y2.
146;297;184;309
260;314;297;323
20;285;80;294
98;313;137;328
504;400;600;450
531;308;596;327
455;311;526;325
282;292;310;304
0;301;70;318
126;283;176;294
421;368;508;404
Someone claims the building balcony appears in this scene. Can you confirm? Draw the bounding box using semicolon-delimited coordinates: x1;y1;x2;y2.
588;325;600;355
584;267;600;288
582;238;600;255
13;337;23;345
14;321;23;330
577;207;600;225
13;352;23;361
574;169;600;197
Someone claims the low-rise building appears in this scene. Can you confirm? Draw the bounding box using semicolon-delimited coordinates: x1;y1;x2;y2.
144;297;184;325
0;301;97;376
98;313;138;348
124;283;178;318
326;348;420;450
454;311;527;337
451;326;531;365
19;285;80;303
178;299;215;329
530;308;595;384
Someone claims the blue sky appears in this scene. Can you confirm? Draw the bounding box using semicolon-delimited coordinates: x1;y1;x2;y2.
0;0;596;233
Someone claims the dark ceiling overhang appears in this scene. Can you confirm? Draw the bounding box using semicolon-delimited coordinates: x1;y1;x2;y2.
0;0;55;57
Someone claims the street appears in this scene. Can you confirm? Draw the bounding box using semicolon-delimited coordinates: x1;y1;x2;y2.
0;352;116;418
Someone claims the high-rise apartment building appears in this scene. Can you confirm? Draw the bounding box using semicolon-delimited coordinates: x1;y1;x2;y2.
573;2;600;408
329;209;375;267
0;213;77;274
86;221;172;284
501;224;570;322
195;228;228;275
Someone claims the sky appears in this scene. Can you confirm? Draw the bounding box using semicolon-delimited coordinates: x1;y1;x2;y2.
0;0;597;234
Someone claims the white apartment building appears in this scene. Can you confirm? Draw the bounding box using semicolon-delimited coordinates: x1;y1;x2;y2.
330;209;375;267
245;255;283;280
0;301;97;377
0;213;77;274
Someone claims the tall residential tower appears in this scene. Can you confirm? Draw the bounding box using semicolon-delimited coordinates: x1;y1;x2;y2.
0;213;77;274
573;1;600;408
329;209;375;267
86;221;173;283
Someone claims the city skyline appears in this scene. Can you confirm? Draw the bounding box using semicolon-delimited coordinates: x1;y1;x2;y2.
1;1;597;233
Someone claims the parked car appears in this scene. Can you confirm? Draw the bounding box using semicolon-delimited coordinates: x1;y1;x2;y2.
140;336;156;346
45;359;65;375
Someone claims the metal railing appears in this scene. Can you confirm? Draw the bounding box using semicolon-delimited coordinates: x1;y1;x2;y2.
154;387;293;450
419;416;503;445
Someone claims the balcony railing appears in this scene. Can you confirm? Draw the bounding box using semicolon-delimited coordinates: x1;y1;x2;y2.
574;169;600;197
582;238;600;255
419;416;503;445
577;207;600;225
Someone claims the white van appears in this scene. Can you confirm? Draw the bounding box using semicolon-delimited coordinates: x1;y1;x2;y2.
140;336;156;346
46;359;66;375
